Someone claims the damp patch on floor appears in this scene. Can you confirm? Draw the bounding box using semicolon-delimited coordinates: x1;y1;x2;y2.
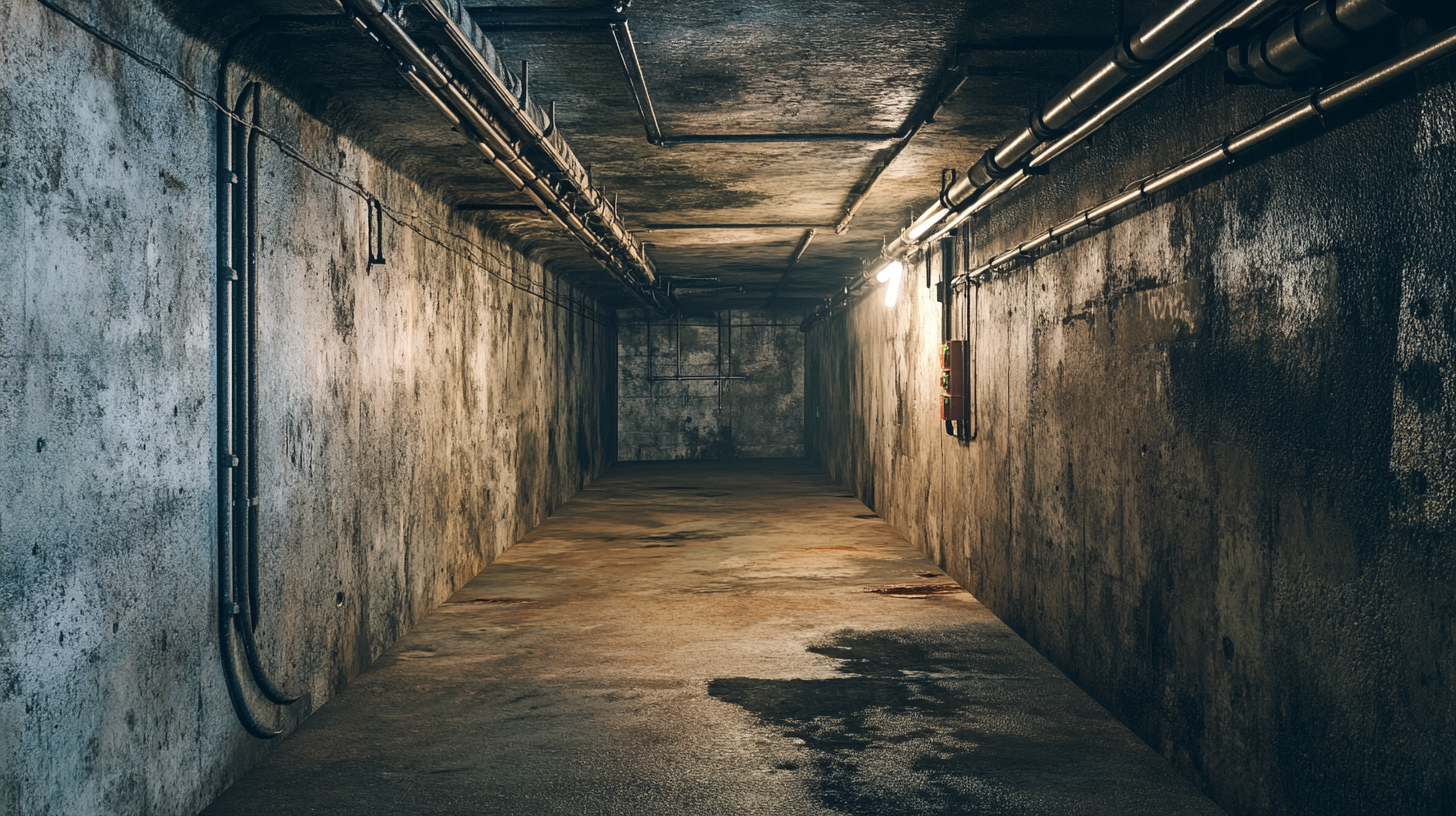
865;583;966;598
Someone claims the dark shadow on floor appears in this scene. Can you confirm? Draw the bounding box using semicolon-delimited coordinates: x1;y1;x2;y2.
711;627;1216;816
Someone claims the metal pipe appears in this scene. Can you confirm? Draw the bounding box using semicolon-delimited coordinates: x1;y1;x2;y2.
893;0;1265;254
940;236;953;344
787;229;817;267
804;24;1456;331
237;85;301;707
908;0;1291;251
638;223;830;230
970;0;1238;189
606;12;911;148
243;82;261;631
648;375;750;381
963;275;978;441
350;3;451;90
215;43;279;741
347;0;664;308
766;229;817;308
962;24;1456;280
1226;0;1404;86
397;65;460;127
611;19;664;145
466;5;629;31
834;70;969;234
456;203;542;211
660;132;900;145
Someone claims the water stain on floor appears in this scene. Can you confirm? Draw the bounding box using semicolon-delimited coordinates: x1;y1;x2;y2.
866;583;966;598
710;629;1216;816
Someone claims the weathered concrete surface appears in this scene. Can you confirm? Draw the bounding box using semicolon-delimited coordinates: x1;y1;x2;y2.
806;20;1456;816
0;2;614;813
201;460;1223;816
485;0;1167;309
618;309;803;460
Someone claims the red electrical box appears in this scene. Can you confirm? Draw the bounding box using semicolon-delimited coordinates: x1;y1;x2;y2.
940;341;966;421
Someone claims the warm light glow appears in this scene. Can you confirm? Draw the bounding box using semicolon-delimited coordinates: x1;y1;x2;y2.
876;260;904;307
905;206;948;241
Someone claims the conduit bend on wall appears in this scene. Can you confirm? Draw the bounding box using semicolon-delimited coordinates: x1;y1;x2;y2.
215;42;301;740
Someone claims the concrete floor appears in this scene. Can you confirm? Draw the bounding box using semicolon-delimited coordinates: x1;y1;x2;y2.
203;460;1224;816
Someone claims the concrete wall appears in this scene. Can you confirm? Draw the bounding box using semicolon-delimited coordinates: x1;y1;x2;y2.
805;24;1456;816
0;2;615;814
618;308;803;460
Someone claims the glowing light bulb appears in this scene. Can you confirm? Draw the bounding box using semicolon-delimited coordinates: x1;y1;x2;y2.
876;260;904;308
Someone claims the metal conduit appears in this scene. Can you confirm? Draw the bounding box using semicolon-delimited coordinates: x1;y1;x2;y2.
1227;0;1408;86
409;2;654;267
802;22;1456;333
890;0;1268;255
216;50;269;742
605;7;956;157
766;229;818;309
910;0;1299;249
236;83;302;710
343;0;666;311
467;4;629;30
833;69;970;234
610;18;665;146
912;0;1408;251
963;23;1456;280
216;44;299;738
971;0;1236;189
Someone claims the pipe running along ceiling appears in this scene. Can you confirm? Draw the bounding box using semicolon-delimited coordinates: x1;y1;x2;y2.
157;0;1446;314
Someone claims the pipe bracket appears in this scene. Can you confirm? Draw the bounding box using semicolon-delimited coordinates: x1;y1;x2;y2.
978;147;1019;181
1027;109;1065;142
1112;27;1159;74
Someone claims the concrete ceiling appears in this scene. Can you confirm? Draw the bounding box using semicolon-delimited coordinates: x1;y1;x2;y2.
163;0;1165;311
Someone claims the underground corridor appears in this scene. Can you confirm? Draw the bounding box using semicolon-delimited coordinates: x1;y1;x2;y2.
4;0;1456;815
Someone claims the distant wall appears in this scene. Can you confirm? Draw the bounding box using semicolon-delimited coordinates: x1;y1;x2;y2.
618;309;803;460
0;2;615;814
806;24;1456;816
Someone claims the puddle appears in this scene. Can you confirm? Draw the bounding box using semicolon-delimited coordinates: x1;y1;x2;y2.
446;597;534;605
645;531;708;542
